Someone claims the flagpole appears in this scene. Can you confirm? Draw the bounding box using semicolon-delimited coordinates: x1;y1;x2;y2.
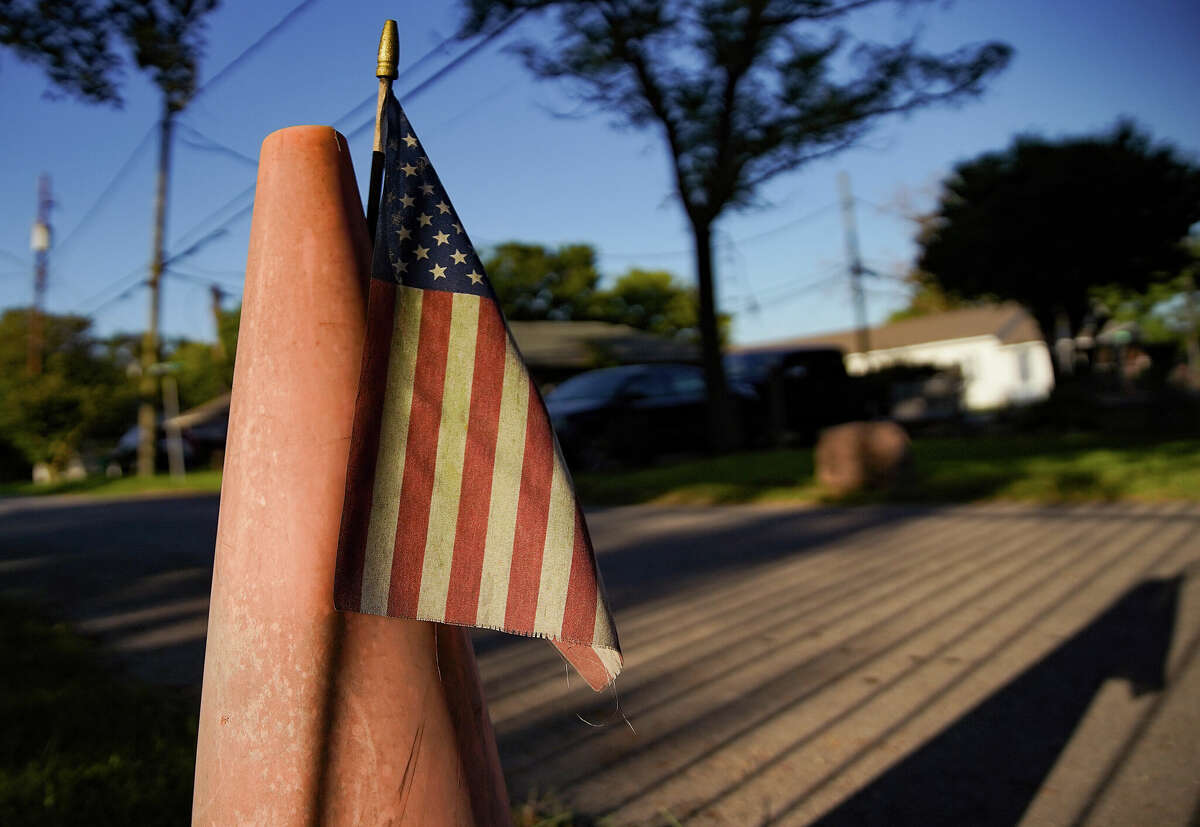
367;20;398;247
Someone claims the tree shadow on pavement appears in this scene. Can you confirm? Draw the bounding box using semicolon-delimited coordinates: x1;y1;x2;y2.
806;575;1182;827
0;495;220;686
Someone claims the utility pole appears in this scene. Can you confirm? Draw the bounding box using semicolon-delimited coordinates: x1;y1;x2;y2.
838;171;871;360
210;283;227;361
28;174;53;375
138;111;175;477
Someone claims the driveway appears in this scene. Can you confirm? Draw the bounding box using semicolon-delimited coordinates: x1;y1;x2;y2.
2;496;1197;824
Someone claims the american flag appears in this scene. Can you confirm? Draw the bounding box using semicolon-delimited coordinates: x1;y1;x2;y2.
334;91;622;691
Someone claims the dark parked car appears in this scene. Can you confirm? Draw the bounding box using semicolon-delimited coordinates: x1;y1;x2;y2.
545;363;760;470
108;422;196;474
724;346;857;441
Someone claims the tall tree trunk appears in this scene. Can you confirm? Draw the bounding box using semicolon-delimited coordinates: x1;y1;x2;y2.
691;220;735;451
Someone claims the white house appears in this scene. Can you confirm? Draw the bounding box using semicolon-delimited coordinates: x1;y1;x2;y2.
754;303;1056;410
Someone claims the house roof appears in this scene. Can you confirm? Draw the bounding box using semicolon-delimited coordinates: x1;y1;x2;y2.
508;320;698;369
741;303;1045;355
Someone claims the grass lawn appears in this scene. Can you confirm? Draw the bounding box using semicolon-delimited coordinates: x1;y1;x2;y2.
5;435;1197;508
0;601;197;825
574;434;1200;506
0;600;587;826
0;470;222;499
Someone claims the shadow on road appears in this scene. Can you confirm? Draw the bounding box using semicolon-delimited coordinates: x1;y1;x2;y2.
0;495;914;687
805;576;1181;827
0;495;219;686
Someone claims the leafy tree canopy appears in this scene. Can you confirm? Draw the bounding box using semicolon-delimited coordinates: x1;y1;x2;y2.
0;0;217;107
886;269;973;323
0;309;137;474
0;0;123;102
483;241;724;339
484;242;602;321
918;121;1200;355
460;0;1010;446
599;267;728;341
0;304;235;478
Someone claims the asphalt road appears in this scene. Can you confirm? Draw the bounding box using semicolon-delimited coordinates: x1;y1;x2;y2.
2;495;1197;825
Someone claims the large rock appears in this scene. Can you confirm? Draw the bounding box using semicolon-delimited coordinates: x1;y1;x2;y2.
815;420;912;496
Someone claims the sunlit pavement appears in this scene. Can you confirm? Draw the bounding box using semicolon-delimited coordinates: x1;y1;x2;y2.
2;495;1198;825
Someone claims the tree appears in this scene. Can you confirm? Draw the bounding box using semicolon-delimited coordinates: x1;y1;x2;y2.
1091;236;1200;383
886;269;970;323
484;241;603;319
600;267;728;341
460;0;1010;448
0;309;137;478
0;0;123;103
918;122;1200;378
483;241;727;338
1;1;219;475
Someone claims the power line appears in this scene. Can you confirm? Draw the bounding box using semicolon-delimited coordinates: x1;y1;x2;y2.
54;123;158;258
177;123;259;167
748;261;843;297
173;263;245;278
166;267;243;291
85;273;148;316
0;249;28;267
53;1;327;268
734;201;840;245
329;31;464;130
603;201;841;260
163;184;256;265
164;14;528;268
192;0;326;101
726;272;841;311
856;196;923;222
75;12;525;320
77;264;147;314
343;11;529;141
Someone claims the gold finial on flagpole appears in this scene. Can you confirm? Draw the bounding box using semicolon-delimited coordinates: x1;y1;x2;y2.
377;20;399;80
367;20;398;247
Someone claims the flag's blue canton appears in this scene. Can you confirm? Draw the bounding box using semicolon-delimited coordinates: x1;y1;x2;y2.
372;92;494;300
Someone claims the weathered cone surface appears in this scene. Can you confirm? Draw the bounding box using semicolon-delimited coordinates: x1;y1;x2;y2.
192;126;485;825
815;420;912;496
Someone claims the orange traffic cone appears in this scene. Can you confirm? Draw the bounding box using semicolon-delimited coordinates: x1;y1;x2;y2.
192;125;506;824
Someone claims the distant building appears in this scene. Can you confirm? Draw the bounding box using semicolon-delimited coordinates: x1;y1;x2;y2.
748;303;1055;410
507;320;698;387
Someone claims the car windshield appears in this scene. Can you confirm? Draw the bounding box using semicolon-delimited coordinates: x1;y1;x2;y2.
724;353;777;383
546;368;639;401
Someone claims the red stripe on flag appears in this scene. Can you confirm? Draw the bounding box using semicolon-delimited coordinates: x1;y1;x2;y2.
387;289;453;618
559;507;599;643
334;279;397;611
553;641;610;692
442;302;507;626
503;383;556;632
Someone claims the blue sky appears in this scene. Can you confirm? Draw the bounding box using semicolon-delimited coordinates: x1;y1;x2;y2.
0;0;1197;346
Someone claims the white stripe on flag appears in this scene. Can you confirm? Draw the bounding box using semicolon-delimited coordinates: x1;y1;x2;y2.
416;293;480;621
361;285;423;615
474;335;530;629
533;456;576;637
593;588;618;650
